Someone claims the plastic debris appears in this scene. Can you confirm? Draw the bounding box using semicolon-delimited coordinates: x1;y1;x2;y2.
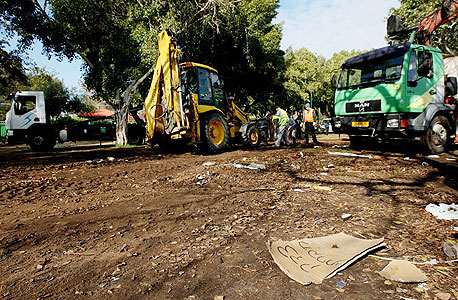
202;161;216;166
443;242;458;258
379;260;427;283
446;158;457;161
427;155;439;158
292;152;304;158
341;213;352;219
422;162;429;167
107;157;115;162
403;157;410;160
425;203;458;220
327;164;335;168
231;163;266;170
328;151;372;159
336;281;346;288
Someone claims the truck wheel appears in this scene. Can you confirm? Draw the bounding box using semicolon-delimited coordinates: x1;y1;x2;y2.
128;131;144;145
28;132;56;151
421;115;450;154
245;126;261;148
203;114;229;153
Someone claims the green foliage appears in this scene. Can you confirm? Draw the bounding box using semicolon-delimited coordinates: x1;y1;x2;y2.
283;48;365;117
0;45;28;95
392;0;458;53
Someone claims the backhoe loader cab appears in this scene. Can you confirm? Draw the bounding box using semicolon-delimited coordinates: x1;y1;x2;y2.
145;30;268;153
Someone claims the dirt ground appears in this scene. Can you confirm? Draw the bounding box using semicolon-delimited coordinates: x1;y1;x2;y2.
0;135;457;300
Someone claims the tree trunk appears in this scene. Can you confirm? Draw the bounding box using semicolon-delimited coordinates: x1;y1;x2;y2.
114;66;155;145
115;91;130;145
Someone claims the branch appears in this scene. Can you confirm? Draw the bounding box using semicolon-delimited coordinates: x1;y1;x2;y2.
32;0;95;69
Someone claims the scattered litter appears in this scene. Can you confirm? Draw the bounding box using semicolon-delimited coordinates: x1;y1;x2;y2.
454;227;458;231
446;158;457;161
107;157;115;162
292;152;304;158
314;145;321;149
214;296;225;300
294;185;332;193
422;162;429;167
415;283;428;293
384;279;392;285
202;161;216;166
332;145;340;148
327;164;335;168
320;172;328;176
400;297;417;300
231;163;266;170
328;151;372;159
379;260;427;283
436;292;452;300
425;203;458;220
403;157;410;161
336;281;346;288
443;242;458;258
341;213;352;219
427;155;439;158
267;232;385;285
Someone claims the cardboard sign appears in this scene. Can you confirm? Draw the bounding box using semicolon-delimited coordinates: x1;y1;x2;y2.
267;232;385;285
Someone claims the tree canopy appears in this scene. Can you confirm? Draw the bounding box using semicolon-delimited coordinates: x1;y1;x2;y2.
392;0;458;53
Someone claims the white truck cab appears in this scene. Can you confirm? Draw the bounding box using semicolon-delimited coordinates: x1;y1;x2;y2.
5;91;56;150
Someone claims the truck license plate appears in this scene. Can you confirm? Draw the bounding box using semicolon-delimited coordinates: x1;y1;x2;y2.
351;121;369;127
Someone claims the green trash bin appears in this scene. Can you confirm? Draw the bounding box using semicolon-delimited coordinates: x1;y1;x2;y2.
0;121;6;142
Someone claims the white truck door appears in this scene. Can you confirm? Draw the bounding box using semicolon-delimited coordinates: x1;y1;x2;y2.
7;91;46;130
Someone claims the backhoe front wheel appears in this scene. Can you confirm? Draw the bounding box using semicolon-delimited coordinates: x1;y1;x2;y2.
245;126;261;148
203;114;229;153
421;115;450;154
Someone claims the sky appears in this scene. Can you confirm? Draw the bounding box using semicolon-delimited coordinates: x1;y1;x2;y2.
5;0;400;92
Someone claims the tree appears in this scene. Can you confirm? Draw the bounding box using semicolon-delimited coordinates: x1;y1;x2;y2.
0;45;28;96
391;0;458;53
283;48;365;117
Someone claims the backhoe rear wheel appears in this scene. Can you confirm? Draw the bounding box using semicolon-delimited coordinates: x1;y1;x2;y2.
203;113;229;153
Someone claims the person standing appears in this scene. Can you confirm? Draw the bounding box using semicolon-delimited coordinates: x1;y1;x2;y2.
304;103;319;144
272;105;290;147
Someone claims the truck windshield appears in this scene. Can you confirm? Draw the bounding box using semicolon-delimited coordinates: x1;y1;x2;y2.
338;55;404;89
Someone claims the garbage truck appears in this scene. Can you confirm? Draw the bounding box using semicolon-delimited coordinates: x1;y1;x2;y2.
333;0;458;154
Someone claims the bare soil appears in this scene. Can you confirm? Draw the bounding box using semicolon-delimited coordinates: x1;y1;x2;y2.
1;135;457;300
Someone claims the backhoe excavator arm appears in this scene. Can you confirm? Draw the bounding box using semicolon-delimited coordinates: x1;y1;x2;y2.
144;30;184;143
417;0;458;45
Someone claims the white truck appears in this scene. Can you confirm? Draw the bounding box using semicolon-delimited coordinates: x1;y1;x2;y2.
5;91;145;151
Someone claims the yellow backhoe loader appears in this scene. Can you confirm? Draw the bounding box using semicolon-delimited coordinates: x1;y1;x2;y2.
144;30;269;152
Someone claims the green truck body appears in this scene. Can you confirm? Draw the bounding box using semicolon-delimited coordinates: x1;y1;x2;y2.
333;42;458;153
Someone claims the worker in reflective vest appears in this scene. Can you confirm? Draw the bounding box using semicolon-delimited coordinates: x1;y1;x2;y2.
272;105;290;147
304;103;319;144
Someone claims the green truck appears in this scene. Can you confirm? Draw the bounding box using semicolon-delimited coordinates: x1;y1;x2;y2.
333;43;457;154
333;2;458;154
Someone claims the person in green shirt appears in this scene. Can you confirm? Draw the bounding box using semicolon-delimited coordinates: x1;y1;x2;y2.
272;105;290;147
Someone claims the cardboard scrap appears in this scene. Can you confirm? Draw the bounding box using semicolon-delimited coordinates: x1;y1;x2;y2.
379;260;427;283
267;232;385;285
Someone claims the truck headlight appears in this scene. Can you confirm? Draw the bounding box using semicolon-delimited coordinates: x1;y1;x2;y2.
387;119;399;128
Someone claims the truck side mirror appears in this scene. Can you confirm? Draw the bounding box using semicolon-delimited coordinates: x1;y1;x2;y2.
446;76;457;96
417;51;433;78
331;74;338;89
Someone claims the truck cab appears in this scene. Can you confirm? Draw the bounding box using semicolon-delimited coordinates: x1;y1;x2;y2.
5;91;55;150
334;42;457;153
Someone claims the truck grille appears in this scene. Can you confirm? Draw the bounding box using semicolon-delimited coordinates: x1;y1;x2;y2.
345;100;382;113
